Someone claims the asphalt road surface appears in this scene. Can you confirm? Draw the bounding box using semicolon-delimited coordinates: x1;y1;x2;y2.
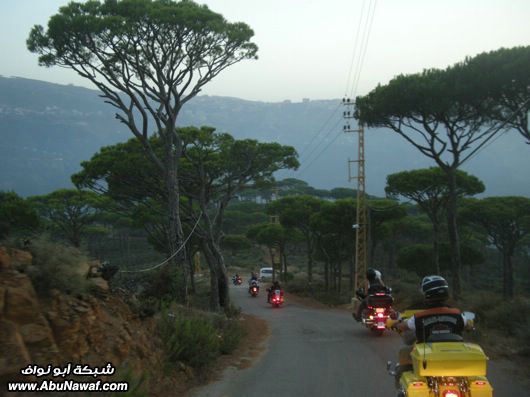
191;285;528;397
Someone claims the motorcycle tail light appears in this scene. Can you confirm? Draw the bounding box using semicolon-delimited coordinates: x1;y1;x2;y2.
377;313;385;318
442;391;460;397
375;308;385;313
412;382;424;387
474;381;486;386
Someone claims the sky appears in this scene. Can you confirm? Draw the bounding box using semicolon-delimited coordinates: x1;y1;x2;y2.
1;0;529;102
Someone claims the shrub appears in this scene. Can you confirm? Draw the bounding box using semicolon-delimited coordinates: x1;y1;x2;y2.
224;303;242;319
107;367;148;397
216;318;245;355
25;238;91;297
160;311;220;368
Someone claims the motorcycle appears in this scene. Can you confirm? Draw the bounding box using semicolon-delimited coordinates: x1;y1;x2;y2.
355;288;394;336
232;275;242;286
268;289;284;308
249;282;259;297
386;310;493;397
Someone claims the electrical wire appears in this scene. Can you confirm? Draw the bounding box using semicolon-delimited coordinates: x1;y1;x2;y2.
297;102;342;160
350;0;377;99
297;129;344;176
344;0;368;97
296;0;378;177
120;212;202;273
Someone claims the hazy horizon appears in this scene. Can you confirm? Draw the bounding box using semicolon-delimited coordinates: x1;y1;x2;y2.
1;0;529;102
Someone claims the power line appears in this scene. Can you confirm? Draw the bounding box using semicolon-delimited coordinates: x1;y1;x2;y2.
120;212;202;273
344;0;368;97
350;0;377;99
298;115;343;164
296;0;378;178
297;129;344;176
297;102;342;160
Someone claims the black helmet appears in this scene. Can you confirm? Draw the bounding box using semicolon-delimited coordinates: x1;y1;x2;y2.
421;275;449;303
366;268;382;283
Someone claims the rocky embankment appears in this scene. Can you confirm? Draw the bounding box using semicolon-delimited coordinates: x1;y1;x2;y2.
0;246;162;389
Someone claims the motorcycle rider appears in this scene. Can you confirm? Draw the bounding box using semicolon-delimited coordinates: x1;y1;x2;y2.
232;273;242;285
267;280;282;303
249;272;260;293
354;268;389;321
392;275;465;385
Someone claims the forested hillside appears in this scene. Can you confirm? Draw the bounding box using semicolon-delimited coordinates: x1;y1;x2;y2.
0;76;528;197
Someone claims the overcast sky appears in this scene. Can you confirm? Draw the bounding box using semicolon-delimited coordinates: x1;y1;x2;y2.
1;0;529;102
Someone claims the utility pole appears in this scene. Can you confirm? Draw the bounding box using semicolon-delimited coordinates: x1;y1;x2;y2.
343;98;368;294
269;186;280;281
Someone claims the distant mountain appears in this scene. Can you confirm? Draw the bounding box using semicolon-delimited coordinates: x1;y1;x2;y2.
0;76;528;197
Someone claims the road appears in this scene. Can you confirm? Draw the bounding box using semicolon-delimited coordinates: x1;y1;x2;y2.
191;285;528;397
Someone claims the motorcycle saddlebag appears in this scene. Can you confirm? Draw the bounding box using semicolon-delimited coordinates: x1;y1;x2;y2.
411;342;488;377
468;376;493;397
400;372;429;397
366;293;393;308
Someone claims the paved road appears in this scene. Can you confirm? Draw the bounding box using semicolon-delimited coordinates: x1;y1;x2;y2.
191;285;528;397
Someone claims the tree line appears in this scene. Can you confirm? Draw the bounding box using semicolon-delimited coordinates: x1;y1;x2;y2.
9;0;528;311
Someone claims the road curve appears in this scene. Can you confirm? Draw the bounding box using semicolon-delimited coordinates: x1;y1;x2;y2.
191;285;528;397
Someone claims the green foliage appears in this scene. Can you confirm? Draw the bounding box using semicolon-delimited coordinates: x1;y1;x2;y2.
461;197;530;250
29;189;100;247
386;167;485;212
330;187;358;199
0;191;39;239
466;294;530;346
456;46;530;143
160;312;220;369
269;195;323;225
246;223;287;247
107;367;148;397
25;238;91;297
216;317;245;354
397;243;484;276
159;307;244;368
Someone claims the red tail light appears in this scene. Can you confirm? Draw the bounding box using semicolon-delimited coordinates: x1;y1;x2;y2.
474;381;486;386
377;313;385;318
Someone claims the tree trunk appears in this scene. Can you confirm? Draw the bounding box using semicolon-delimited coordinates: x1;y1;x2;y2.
206;237;230;309
306;237;313;283
502;250;514;299
165;137;187;302
324;260;329;291
188;253;196;295
281;248;287;283
208;267;220;311
432;222;441;274
337;261;342;294
446;169;462;298
202;241;221;311
349;255;354;294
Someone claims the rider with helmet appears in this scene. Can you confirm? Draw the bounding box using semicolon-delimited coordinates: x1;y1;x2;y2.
354;268;389;321
396;275;464;339
393;275;465;384
249;272;260;293
267;280;282;303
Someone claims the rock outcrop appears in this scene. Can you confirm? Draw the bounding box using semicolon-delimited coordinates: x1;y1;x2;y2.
0;246;161;385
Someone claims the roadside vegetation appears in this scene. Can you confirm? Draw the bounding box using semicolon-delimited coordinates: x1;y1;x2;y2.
0;0;528;392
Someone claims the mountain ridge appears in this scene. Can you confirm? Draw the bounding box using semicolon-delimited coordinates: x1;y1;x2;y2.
0;76;528;198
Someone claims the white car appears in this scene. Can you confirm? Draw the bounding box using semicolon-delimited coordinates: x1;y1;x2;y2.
259;267;273;281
